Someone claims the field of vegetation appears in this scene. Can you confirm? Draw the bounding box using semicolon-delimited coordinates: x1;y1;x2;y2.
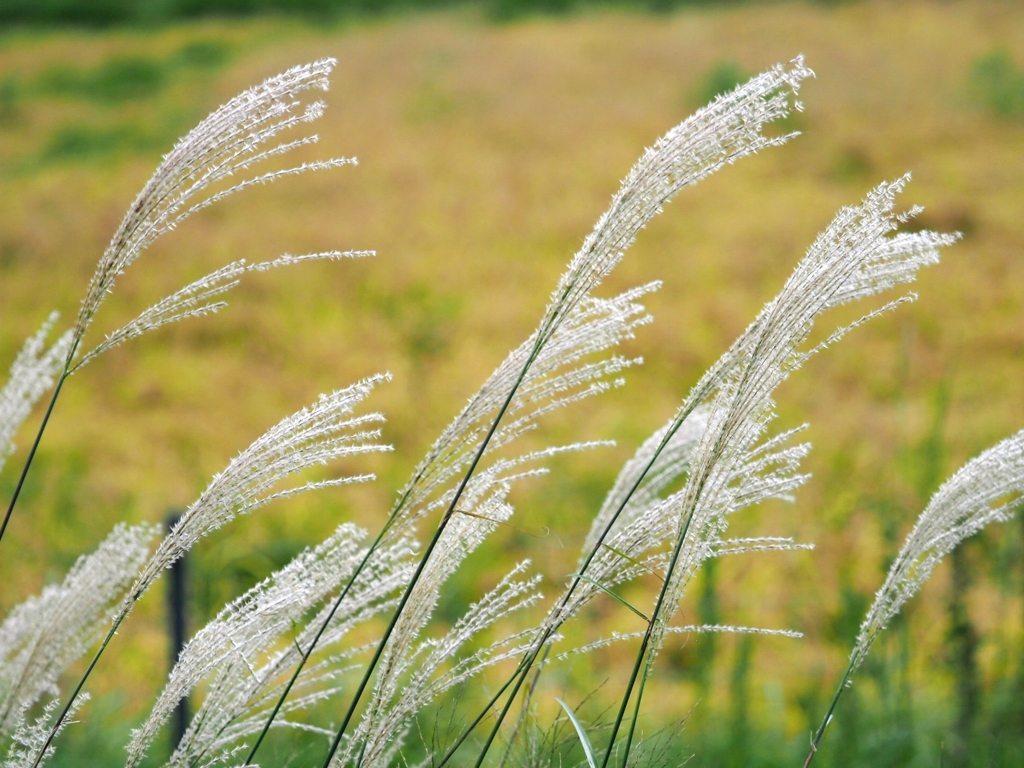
1;1;1023;765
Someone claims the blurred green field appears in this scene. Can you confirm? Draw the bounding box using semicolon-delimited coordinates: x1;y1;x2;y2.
1;1;1024;765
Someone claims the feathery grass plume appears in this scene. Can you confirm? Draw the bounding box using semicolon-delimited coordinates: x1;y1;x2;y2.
386;285;657;534
805;427;1024;766
558;624;803;663
0;314;72;476
344;562;544;768
167;533;416;768
0;316;74;544
582;406;711;555
69;58;349;363
645;177;953;651
4;695;89;768
599;176;956;766
72;251;372;372
126;524;416;768
538;56;812;340
29;375;391;766
135;374;392;595
2;60;360;550
0;524;155;740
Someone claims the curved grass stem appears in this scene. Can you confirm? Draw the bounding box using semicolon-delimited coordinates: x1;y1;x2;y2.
803;664;855;768
0;369;69;547
30;607;126;768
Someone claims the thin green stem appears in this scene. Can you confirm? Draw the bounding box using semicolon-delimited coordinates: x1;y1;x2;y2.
619;662;649;768
434;651;534;767
599;341;758;768
803;663;855;768
0;369;68;547
31;604;129;768
600;625;649;768
497;647;549;768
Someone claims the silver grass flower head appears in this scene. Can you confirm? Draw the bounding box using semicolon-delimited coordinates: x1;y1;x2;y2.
127;523;404;767
390;285;654;531
71;59;350;361
344;562;543;768
132;374;392;604
642;177;954;657
0;524;155;739
166;532;417;768
850;428;1024;673
540;57;813;338
0;314;73;473
582;404;711;556
73;251;373;372
558;624;803;662
4;694;90;768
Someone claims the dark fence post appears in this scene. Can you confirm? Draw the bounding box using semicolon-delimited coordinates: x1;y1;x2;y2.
165;511;189;751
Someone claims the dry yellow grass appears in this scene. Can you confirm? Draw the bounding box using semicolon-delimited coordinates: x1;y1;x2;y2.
0;0;1022;744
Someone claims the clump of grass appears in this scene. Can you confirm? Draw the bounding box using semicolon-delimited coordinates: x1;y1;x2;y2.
0;52;1018;768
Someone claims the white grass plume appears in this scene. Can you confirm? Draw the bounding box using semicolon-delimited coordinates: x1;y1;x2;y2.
4;695;89;768
29;376;390;765
128;524;416;768
582;405;711;555
805;428;1024;765
540;57;813;338
387;286;655;535
134;374;392;597
512;56;816;634
643;176;955;665
850;427;1024;674
557;624;803;662
0;524;154;737
0;315;72;475
73;251;372;372
346;562;544;768
166;534;416;768
69;59;350;365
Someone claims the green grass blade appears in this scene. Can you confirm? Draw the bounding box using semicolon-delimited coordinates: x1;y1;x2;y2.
556;698;598;768
571;573;649;622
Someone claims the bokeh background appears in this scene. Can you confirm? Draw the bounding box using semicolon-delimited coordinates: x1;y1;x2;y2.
1;0;1023;765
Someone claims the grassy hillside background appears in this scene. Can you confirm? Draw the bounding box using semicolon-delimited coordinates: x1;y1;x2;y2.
1;1;1023;765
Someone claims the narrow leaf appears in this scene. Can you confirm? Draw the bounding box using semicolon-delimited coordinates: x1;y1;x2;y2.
556;698;598;768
